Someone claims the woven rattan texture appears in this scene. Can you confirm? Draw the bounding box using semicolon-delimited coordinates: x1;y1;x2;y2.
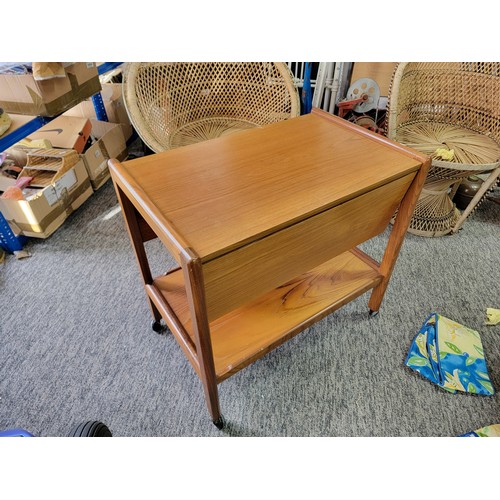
387;62;500;236
388;62;500;150
123;62;300;153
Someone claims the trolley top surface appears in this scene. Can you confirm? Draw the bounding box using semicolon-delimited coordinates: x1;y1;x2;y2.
110;109;425;260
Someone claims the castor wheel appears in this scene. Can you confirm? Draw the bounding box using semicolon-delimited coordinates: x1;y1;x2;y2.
70;421;112;437
213;416;225;429
369;309;379;318
151;319;166;333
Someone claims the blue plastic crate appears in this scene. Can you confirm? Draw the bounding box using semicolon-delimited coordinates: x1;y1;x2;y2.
0;211;27;253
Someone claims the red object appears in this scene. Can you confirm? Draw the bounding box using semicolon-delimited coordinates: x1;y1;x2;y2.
337;95;368;118
15;176;33;189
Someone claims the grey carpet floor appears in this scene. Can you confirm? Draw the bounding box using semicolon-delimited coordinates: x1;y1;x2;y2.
1;179;499;437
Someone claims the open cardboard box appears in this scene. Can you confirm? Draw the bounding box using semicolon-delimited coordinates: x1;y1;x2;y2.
0;156;93;239
0;63;101;117
22;117;127;191
80;119;127;190
63;83;133;141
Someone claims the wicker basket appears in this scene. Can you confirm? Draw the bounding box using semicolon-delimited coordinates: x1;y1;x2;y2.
122;62;301;153
21;148;80;188
386;62;500;236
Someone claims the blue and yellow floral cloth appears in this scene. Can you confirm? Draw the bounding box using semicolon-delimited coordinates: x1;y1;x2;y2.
461;424;500;437
405;313;495;395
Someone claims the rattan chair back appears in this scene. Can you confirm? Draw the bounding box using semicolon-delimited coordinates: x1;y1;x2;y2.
123;62;300;153
386;62;500;236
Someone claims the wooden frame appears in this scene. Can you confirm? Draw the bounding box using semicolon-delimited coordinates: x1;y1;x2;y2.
109;108;430;427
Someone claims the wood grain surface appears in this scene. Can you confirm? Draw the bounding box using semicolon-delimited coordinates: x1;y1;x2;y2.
154;249;382;381
110;110;429;421
202;172;415;320
114;111;423;261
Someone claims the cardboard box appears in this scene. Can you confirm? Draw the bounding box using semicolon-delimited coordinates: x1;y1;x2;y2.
0;62;101;117
350;62;397;97
63;83;133;140
79;119;127;191
5;117;127;193
27;115;92;154
0;159;93;239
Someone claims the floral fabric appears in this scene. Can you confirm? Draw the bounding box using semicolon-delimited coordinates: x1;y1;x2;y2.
405;313;495;395
461;424;500;437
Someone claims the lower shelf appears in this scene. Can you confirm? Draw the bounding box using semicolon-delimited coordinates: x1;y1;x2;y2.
153;248;382;381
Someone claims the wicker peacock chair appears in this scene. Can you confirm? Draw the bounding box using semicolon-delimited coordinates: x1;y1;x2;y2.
122;62;301;153
386;62;500;236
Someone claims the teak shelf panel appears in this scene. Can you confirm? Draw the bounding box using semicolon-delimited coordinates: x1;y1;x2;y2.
153;249;382;382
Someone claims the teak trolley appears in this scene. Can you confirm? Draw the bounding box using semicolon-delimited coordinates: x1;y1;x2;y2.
109;109;430;428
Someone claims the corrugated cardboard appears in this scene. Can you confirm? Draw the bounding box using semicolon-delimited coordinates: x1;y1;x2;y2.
350;62;397;97
6;117;127;192
63;83;133;140
28;115;92;153
80;120;127;190
0;62;101;117
0;176;16;192
0;159;93;238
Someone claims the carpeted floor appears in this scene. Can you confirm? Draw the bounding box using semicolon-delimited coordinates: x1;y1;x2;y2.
1;176;499;437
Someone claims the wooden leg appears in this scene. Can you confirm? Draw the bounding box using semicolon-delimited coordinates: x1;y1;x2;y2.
114;185;162;324
450;167;500;234
368;158;431;313
449;179;462;200
181;249;222;426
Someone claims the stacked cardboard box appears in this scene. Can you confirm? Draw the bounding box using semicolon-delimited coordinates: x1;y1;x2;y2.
27;115;127;191
63;82;133;141
80;119;128;190
0;63;131;242
0;63;101;117
0;115;128;238
0;148;93;238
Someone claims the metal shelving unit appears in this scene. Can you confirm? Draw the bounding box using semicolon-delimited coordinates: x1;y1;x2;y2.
0;62;123;152
0;62;124;253
91;62;123;121
0;116;51;152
